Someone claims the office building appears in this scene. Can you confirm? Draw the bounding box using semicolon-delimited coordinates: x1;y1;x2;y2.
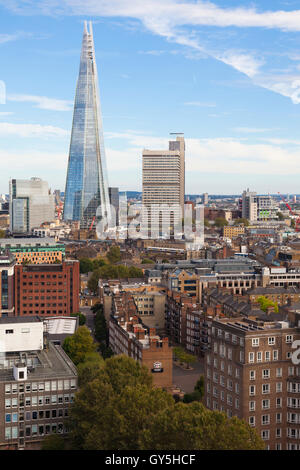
0;316;77;450
9;178;55;235
14;261;80;317
109;187;119;225
142;135;185;237
0;252;16;317
63;22;111;229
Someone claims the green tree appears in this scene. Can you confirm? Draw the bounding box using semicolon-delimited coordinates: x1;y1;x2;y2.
63;326;97;365
180;351;197;369
68;356;264;451
79;258;94;274
182;391;202;403
128;266;143;278
77;352;105;387
291;219;296;228
92;258;106;270
71;312;86;326
41;434;66;450
140;401;265;450
91;302;103;314
194;375;205;399
87;271;100;294
204;218;210;228
141;258;155;264
106;246;121;264
0;229;6;238
234;218;249;226
214;217;228;227
256;295;279;313
276;212;284;221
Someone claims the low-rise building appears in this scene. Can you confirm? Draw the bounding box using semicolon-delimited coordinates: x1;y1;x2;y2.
0;238;65;265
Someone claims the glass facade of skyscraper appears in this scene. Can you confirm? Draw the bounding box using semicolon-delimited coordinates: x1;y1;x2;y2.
63;22;110;229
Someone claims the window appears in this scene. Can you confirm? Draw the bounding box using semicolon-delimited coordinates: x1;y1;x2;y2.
250;370;255;380
5;399;10;408
249;352;254;363
276;428;281;438
249;416;255;427
252;338;259;347
262;415;270;425
276;382;282;393
5;384;11;394
31;383;37;392
249;385;255;396
257;352;262;362
5;428;11;440
262;369;270;379
276;398;282;408
265;351;270;361
262;384;270;394
276;368;282;378
249;401;255;411
286;335;293;343
273;350;278;361
5;329;13;334
268;337;275;345
261;430;269;440
5;413;11;423
32;425;37;437
276;413;282;423
262;399;270;410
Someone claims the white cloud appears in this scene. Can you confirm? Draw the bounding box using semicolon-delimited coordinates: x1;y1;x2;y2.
0;31;32;44
104;130;300;176
6;1;300;32
5;1;300;103
233;127;275;133
0;122;69;138
7;94;73;111
184;101;216;107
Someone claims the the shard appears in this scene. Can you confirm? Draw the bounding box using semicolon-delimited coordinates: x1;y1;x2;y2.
63;21;111;229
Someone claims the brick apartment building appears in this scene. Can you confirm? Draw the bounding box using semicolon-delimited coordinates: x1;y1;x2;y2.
165;290;200;348
14;261;80;317
204;315;300;450
0;317;77;450
109;292;173;388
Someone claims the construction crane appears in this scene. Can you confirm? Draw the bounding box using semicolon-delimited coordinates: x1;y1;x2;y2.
89;216;96;231
278;192;300;231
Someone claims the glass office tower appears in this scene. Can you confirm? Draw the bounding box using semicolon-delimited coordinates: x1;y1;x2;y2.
63;21;111;229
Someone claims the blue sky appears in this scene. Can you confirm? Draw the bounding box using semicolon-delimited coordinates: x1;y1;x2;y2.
1;1;300;195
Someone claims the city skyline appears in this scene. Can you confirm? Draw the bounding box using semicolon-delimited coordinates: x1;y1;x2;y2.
1;2;300;193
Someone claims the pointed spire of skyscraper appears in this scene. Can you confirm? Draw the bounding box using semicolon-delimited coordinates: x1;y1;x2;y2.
63;22;111;229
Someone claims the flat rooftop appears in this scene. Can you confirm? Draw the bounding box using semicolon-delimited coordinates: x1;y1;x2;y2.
0;341;77;382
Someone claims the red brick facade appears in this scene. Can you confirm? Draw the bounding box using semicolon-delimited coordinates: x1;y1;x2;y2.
14;261;79;317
